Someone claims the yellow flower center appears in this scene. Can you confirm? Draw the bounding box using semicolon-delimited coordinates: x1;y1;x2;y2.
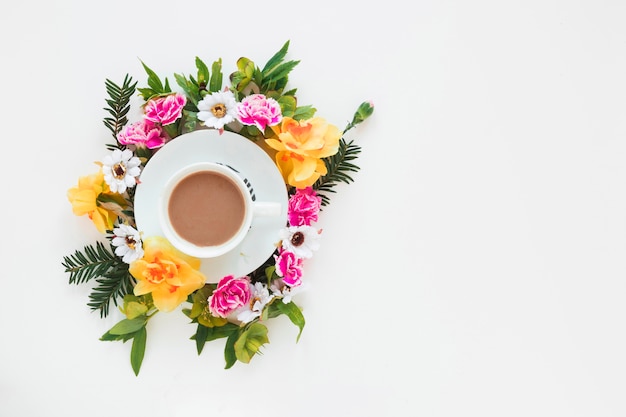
143;259;177;285
211;103;227;118
112;162;126;180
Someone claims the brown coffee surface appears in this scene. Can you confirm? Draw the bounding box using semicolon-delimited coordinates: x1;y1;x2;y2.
168;171;246;247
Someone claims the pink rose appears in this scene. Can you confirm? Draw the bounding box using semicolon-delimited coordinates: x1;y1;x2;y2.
144;93;186;126
208;275;252;318
236;94;282;131
287;187;321;226
275;249;303;287
117;119;167;149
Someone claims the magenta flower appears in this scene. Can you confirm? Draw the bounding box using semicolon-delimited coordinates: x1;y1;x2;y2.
275;249;303;287
237;94;282;131
208;275;252;318
117;119;167;149
144;93;187;126
287;187;322;226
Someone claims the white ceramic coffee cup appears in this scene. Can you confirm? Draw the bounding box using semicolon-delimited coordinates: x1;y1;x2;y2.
159;162;282;258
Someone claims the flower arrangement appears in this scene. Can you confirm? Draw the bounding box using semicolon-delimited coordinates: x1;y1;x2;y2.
63;41;373;375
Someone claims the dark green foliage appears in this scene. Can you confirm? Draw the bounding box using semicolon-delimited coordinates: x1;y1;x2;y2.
313;139;362;206
137;61;172;100
62;241;118;285
87;264;135;318
103;75;137;150
62;241;134;317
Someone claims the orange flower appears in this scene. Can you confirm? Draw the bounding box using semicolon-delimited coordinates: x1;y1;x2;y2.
129;236;206;312
265;117;341;188
67;170;124;233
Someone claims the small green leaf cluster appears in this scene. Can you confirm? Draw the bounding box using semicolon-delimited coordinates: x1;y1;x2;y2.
229;40;316;139
100;294;156;376
189;298;305;369
185;276;305;369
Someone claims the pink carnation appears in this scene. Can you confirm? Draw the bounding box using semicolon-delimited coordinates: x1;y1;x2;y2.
117;119;167;149
237;94;282;131
287;187;322;226
144;93;186;126
275;249;303;287
208;275;252;318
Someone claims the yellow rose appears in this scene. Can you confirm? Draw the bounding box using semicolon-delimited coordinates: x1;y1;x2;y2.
266;117;341;188
67;170;124;233
129;236;206;312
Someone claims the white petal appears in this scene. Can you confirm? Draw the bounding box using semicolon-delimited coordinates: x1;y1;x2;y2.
101;155;113;166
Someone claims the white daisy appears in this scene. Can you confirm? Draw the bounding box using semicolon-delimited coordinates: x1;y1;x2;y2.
237;282;274;324
279;225;321;259
111;224;144;264
270;281;305;304
101;149;141;194
196;90;238;129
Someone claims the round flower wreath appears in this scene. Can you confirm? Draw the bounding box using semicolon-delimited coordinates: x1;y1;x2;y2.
63;41;373;375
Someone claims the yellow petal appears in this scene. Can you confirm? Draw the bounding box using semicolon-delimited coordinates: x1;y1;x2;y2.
265;138;286;152
67;188;97;216
151;285;187;312
129;236;206;312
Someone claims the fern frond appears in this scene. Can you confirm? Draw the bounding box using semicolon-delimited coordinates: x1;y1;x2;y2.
313;139;362;206
103;74;137;146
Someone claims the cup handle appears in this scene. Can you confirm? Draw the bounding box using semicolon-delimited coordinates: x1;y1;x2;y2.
253;202;282;217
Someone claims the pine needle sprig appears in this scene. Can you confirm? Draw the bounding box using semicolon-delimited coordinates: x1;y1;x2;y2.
62;241;134;317
313;138;362;206
62;241;120;285
87;264;135;318
103;74;137;150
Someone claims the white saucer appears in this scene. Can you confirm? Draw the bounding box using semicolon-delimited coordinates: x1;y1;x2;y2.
133;129;288;283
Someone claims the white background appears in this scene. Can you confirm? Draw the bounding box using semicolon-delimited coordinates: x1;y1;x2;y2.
1;1;625;416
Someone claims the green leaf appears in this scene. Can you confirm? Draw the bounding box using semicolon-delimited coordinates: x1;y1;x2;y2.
137;87;156;100
100;331;126;342
131;327;147;376
276;301;305;342
264;265;276;281
277;95;297;118
224;330;239;369
230;57;256;92
292;105;317;120
108;317;147;335
195;324;209;354
188;300;204;319
124;301;148;320
195;56;210;85
141;60;165;94
234;322;269;364
174;73;196;104
263;60;299;86
209;58;223;92
261;40;290;74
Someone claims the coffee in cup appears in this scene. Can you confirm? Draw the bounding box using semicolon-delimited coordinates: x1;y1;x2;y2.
160;162;282;258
